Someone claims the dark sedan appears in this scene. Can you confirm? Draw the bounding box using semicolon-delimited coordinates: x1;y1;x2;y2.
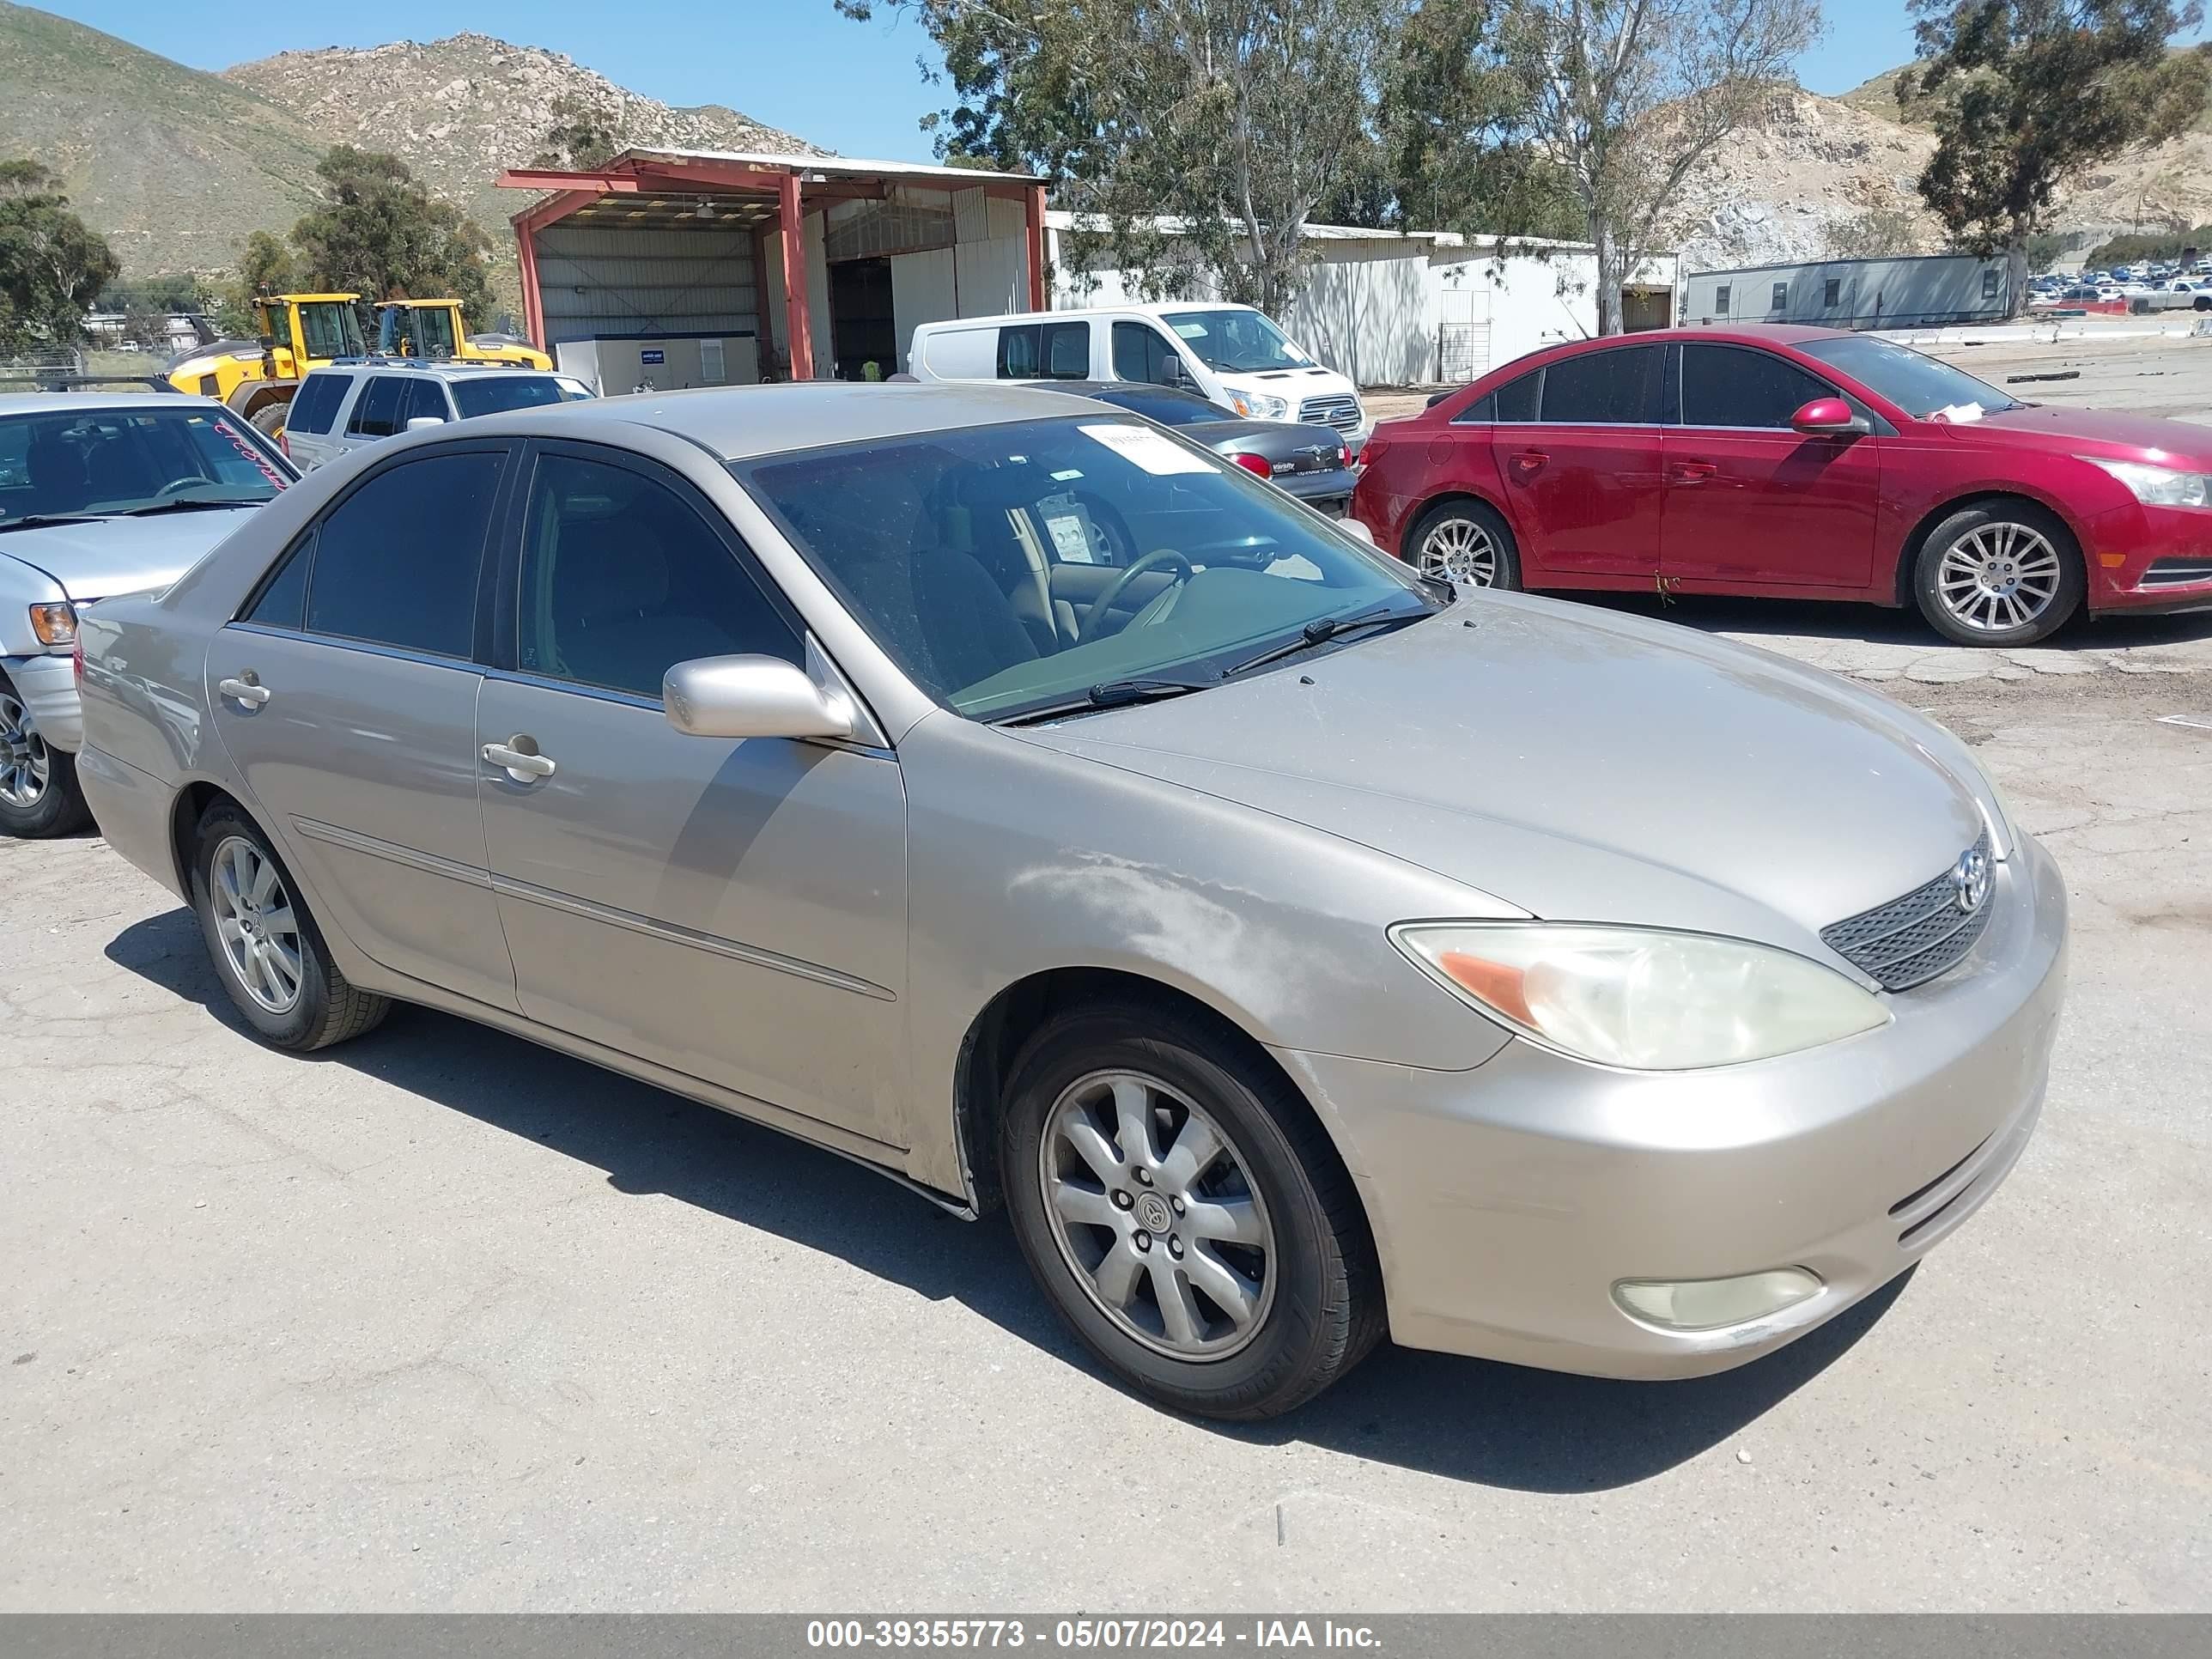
1036;381;1356;514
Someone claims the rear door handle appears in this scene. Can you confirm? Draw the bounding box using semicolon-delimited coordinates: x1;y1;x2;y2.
1509;448;1549;473
483;739;556;782
218;676;271;708
1670;460;1717;484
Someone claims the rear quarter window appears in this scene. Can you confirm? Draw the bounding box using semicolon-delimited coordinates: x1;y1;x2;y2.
285;374;349;435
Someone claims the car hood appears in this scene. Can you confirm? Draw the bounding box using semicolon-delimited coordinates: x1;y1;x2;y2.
0;509;257;602
1194;419;1350;458
1017;593;1990;953
1948;402;2212;465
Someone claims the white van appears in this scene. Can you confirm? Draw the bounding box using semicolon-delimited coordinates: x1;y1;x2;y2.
907;303;1369;446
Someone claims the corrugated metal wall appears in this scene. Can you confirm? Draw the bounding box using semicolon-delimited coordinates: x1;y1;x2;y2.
1680;256;2008;329
533;222;760;346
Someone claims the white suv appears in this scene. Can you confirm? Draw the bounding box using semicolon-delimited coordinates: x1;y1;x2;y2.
281;362;592;469
907;304;1369;447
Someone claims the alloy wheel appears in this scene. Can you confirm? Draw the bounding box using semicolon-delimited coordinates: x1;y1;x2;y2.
1038;1069;1278;1361
1419;516;1499;586
0;692;51;810
209;835;305;1015
1935;521;2063;635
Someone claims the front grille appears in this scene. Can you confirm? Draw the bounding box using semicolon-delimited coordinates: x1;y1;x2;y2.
1299;393;1361;433
2141;557;2212;587
1820;830;1994;991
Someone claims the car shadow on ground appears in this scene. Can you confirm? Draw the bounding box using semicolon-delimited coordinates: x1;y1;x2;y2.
1565;588;2212;651
108;904;1905;1495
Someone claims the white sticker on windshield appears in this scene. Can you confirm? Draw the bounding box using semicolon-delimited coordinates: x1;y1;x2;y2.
1930;402;1986;424
1079;422;1213;475
1045;514;1097;563
1170;320;1209;339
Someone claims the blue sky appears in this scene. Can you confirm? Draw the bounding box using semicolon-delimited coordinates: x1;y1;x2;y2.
46;0;1928;163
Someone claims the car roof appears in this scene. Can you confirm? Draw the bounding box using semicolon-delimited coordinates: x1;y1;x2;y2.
915;301;1261;329
302;361;562;381
450;380;1120;462
0;391;225;417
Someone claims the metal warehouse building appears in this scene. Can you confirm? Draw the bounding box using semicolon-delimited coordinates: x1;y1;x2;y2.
1680;252;2013;331
499;148;1048;392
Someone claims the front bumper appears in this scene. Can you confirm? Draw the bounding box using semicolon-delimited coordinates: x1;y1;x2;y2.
0;652;82;751
1276;834;2069;1379
2082;501;2212;613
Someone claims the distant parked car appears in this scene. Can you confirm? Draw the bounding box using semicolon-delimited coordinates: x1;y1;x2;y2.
1354;325;2212;647
1032;381;1357;514
0;392;294;836
280;362;593;469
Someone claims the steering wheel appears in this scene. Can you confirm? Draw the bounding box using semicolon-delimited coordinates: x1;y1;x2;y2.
153;477;209;499
1078;549;1193;644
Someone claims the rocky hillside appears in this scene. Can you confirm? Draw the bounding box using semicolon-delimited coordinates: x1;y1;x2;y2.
1677;69;2212;271
0;1;328;274
222;33;823;250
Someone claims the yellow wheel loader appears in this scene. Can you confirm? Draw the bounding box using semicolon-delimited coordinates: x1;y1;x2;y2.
374;300;552;370
165;292;367;437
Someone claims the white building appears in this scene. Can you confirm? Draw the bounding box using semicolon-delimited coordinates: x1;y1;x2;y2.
1048;215;1680;387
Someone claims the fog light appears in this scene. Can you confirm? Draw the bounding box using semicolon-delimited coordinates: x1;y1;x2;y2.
1613;1268;1822;1333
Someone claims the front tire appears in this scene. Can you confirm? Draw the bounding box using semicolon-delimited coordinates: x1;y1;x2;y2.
1912;501;2083;646
247;402;288;440
1000;998;1382;1419
1404;497;1521;591
0;679;90;838
188;801;389;1051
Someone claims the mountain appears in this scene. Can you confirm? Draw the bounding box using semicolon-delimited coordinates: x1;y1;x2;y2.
221;33;821;258
0;1;329;274
0;5;822;295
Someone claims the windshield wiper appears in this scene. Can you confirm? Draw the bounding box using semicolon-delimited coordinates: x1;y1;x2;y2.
1225;600;1427;678
994;674;1220;726
111;499;263;517
0;513;112;533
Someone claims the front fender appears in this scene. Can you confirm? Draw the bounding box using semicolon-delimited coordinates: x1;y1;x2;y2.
0;553;69;654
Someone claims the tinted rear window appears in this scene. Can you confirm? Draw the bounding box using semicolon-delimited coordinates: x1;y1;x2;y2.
1539;345;1662;423
304;450;501;657
450;376;569;419
348;376;406;438
286;374;349;435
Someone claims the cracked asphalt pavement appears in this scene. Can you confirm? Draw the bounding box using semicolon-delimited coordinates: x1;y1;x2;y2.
3;615;2209;1612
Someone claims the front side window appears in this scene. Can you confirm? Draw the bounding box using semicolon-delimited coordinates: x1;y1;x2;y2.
1111;321;1185;386
0;406;288;523
1680;345;1834;428
518;453;799;701
1796;334;2020;419
738;416;1434;722
1538;345;1662;424
303;449;501;658
1159;308;1312;372
348;376;406;438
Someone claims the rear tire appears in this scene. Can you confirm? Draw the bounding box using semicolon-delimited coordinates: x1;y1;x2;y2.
247;402;288;440
1912;501;2083;646
188;801;389;1051
0;678;90;838
1000;997;1383;1419
1404;497;1521;591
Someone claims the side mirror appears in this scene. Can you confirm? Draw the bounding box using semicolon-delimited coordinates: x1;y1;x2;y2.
404;415;447;431
1339;518;1376;547
663;654;856;742
1791;397;1869;436
1160;356;1190;387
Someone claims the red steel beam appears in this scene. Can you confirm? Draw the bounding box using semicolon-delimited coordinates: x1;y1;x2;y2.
779;170;815;382
1026;185;1048;312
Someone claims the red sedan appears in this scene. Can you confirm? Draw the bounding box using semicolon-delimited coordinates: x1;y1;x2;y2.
1352;325;2212;644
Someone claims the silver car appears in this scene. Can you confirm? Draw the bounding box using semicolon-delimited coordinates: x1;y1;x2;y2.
0;392;295;836
72;384;2066;1419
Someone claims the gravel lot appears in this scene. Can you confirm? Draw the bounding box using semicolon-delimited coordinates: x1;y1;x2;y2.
5;326;2210;1609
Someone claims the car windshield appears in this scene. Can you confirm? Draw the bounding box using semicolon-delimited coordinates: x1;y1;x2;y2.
1159;309;1313;373
736;416;1434;722
1798;335;2022;420
0;406;288;523
450;376;573;418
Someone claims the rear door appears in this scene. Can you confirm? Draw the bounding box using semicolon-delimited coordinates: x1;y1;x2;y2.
1492;343;1667;581
1661;343;1882;590
279;373;349;469
343;374;406;452
207;442;518;1011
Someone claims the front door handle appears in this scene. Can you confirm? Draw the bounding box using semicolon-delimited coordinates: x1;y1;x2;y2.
218;675;271;708
483;738;556;782
1669;460;1717;484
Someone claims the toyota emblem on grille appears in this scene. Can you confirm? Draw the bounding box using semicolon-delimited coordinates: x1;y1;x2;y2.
1950;848;1991;915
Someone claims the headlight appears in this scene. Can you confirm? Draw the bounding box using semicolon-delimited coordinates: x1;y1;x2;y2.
1249;392;1291;420
1389;922;1890;1071
27;601;76;647
2081;455;2211;507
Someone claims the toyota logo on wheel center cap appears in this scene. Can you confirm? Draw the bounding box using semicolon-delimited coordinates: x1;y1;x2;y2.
1134;1192;1173;1233
1951;848;1991;915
